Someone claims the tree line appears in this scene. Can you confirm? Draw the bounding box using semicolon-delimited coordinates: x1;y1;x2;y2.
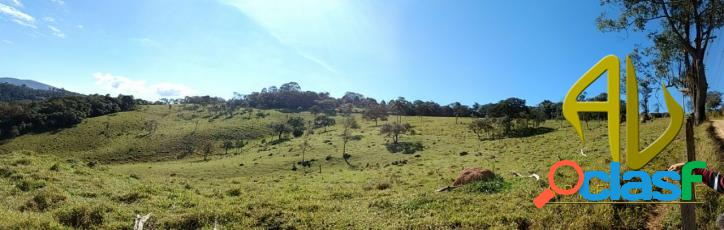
0;83;78;102
169;81;724;129
0;94;139;139
165;82;569;120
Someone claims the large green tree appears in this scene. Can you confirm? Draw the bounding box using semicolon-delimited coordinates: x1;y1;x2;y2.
598;0;723;124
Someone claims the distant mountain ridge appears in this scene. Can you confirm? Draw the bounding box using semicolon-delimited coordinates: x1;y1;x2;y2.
0;78;79;102
0;77;58;90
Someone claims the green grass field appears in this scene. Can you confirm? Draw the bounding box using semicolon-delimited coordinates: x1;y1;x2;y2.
1;105;722;229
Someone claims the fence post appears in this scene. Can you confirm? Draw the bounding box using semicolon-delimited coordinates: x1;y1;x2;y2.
681;117;697;230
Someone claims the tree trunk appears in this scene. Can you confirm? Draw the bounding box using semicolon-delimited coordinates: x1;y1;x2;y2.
693;58;708;125
342;138;347;156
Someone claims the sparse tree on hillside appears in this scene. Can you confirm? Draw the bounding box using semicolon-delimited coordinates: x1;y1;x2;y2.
235;139;247;154
530;107;546;128
223;140;234;155
309;105;322;115
244;108;253;119
630;48;655;121
287;116;306;137
538;100;558;120
362;104;388;126
499;116;513;136
299;122;314;173
389;97;408;123
201;140;213;161
639;79;654;121
380;122;413;145
102;121;111;138
180;135;197;158
339;103;354;116
314;114;335;132
707;91;722;113
451;102;470;124
143;119;158;136
469;119;494;140
340;115;359;167
270;122;291;141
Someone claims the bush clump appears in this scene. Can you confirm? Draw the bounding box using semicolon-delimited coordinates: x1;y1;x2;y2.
49;163;61;171
21;188;67;212
56;204;107;229
385;142;424;154
162;212;215;229
375;182;391;190
113;191;147;204
16;179;46;192
226;188;242;197
460;175;510;194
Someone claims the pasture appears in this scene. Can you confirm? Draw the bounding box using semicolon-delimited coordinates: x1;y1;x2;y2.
0;105;721;229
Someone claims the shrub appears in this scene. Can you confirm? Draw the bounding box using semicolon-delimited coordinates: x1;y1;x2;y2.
11;158;32;166
0;167;15;178
56;204;107;229
21;188;67;212
226;188;242;197
460;175;510;194
16;179;46;192
113;192;147;204
368;199;394;209
375;182;391;190
254;211;294;230
49;163;61;171
385;142;424;154
162;212;215;229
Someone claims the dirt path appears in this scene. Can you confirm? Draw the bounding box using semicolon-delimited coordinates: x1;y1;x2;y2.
713;120;724;140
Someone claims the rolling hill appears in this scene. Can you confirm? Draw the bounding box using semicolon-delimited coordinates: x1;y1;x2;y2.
0;104;718;228
0;78;58;91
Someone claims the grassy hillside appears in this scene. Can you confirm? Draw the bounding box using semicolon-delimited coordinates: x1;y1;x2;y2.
0;105;721;229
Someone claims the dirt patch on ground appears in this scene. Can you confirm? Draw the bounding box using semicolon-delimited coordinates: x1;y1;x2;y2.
712;120;724;140
452;168;495;186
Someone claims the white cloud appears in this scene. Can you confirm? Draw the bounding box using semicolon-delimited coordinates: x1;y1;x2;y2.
12;18;35;28
221;0;396;75
133;37;161;47
48;25;64;38
93;73;198;100
2;39;12;44
296;50;337;74
10;0;22;7
75;24;83;29
0;3;35;28
43;16;54;22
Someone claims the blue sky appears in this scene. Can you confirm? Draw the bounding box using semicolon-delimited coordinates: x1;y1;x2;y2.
0;0;722;107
